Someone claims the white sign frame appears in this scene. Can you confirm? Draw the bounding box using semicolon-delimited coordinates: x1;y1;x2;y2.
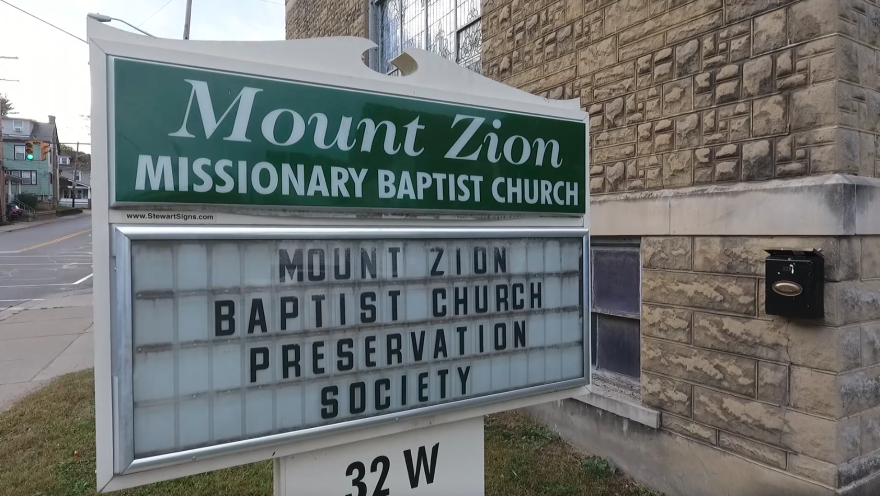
88;19;591;493
110;226;588;475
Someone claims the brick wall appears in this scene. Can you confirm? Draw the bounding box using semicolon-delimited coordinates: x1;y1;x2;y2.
285;0;367;40
481;0;880;197
637;236;880;487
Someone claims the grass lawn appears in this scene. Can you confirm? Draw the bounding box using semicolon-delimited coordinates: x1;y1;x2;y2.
0;370;661;496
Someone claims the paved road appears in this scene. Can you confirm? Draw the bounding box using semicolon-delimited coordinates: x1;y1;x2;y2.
0;215;92;311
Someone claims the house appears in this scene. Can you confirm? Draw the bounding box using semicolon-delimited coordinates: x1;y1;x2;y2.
59;155;91;206
1;115;60;202
286;1;880;495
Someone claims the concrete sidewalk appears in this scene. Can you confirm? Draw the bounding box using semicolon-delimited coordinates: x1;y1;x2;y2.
0;290;93;411
0;211;90;234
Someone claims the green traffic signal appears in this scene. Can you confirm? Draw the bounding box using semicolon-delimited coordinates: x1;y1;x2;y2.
25;153;34;160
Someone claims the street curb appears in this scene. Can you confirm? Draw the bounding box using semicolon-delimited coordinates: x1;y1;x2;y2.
0;212;89;235
0;289;94;322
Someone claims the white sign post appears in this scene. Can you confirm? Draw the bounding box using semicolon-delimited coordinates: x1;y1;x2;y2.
89;18;589;494
277;417;484;496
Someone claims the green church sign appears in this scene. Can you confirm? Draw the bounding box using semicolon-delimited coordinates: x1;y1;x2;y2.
111;58;587;214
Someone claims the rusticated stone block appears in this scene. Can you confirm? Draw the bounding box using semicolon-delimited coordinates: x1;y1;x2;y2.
729;35;750;61
719;432;786;469
827;280;880;326
788;454;838;487
753;95;787;137
790;0;837;44
642;269;756;315
863;237;880;280
693;236;858;281
590;176;605;193
787;324;861;373
863;322;880;366
742;140;773;180
619;0;722;45
791;80;837;131
743;55;773;97
716;80;740;104
643;237;692;270
781;410;860;463
662;413;717;444
643;304;692;342
715;161;739;181
642;338;756;395
861;406;880;454
758;361;788;404
839;365;880;416
694;312;788;361
694;387;784;444
578;36;617;74
642;372;693;415
790;366;839;417
605;0;648;33
663;150;694;187
753;8;787;54
695;167;714;183
663;78;694;115
725;0;790;23
606;161;626;191
675;39;700;77
675;114;700;149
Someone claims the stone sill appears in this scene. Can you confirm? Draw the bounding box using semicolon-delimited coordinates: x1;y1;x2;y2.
574;385;660;429
591;173;880;236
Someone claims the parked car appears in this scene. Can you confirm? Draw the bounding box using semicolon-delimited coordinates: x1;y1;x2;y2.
5;203;21;221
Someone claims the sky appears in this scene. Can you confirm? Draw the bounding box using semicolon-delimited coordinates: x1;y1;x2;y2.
0;0;285;153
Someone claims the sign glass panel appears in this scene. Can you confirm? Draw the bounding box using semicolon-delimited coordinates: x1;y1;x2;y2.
126;233;586;458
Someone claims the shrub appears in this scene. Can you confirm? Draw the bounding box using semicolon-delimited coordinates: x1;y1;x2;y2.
14;193;37;210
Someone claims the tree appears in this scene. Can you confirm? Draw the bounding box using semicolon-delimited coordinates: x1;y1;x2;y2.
0;94;14;117
59;144;91;171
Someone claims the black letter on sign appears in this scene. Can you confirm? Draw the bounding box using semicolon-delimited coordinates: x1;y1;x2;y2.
389;247;401;278
307;248;325;282
249;347;269;383
433;329;448;359
473;246;487;274
404;443;440;489
512;283;525;310
279;248;303;283
365;335;377;368
361;247;377;279
530;282;542;309
336;338;354;371
454;286;467;316
312;341;325;374
456;326;467;356
494;247;507;273
360;292;376;324
321;386;338;419
437;368;449;399
247;298;267;334
432;288;447;317
350;382;366;415
280;296;298;331
458;366;470;395
387;333;402;365
311;294;326;328
475;285;488;314
494;322;507;351
389;290;401;321
281;344;300;379
214;300;235;336
495;284;509;312
430;247;445;276
514;320;526;348
334;248;351;280
411;331;426;362
418;372;429;402
375;378;391;411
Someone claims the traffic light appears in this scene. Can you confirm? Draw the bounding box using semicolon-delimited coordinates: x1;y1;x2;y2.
40;142;50;161
24;142;34;161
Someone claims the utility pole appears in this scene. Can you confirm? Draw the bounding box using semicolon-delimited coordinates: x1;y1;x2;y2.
72;142;79;209
183;0;193;40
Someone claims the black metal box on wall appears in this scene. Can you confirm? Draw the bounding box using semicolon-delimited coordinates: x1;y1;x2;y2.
764;249;824;319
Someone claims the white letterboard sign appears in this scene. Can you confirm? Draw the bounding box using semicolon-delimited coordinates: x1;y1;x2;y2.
115;227;588;462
